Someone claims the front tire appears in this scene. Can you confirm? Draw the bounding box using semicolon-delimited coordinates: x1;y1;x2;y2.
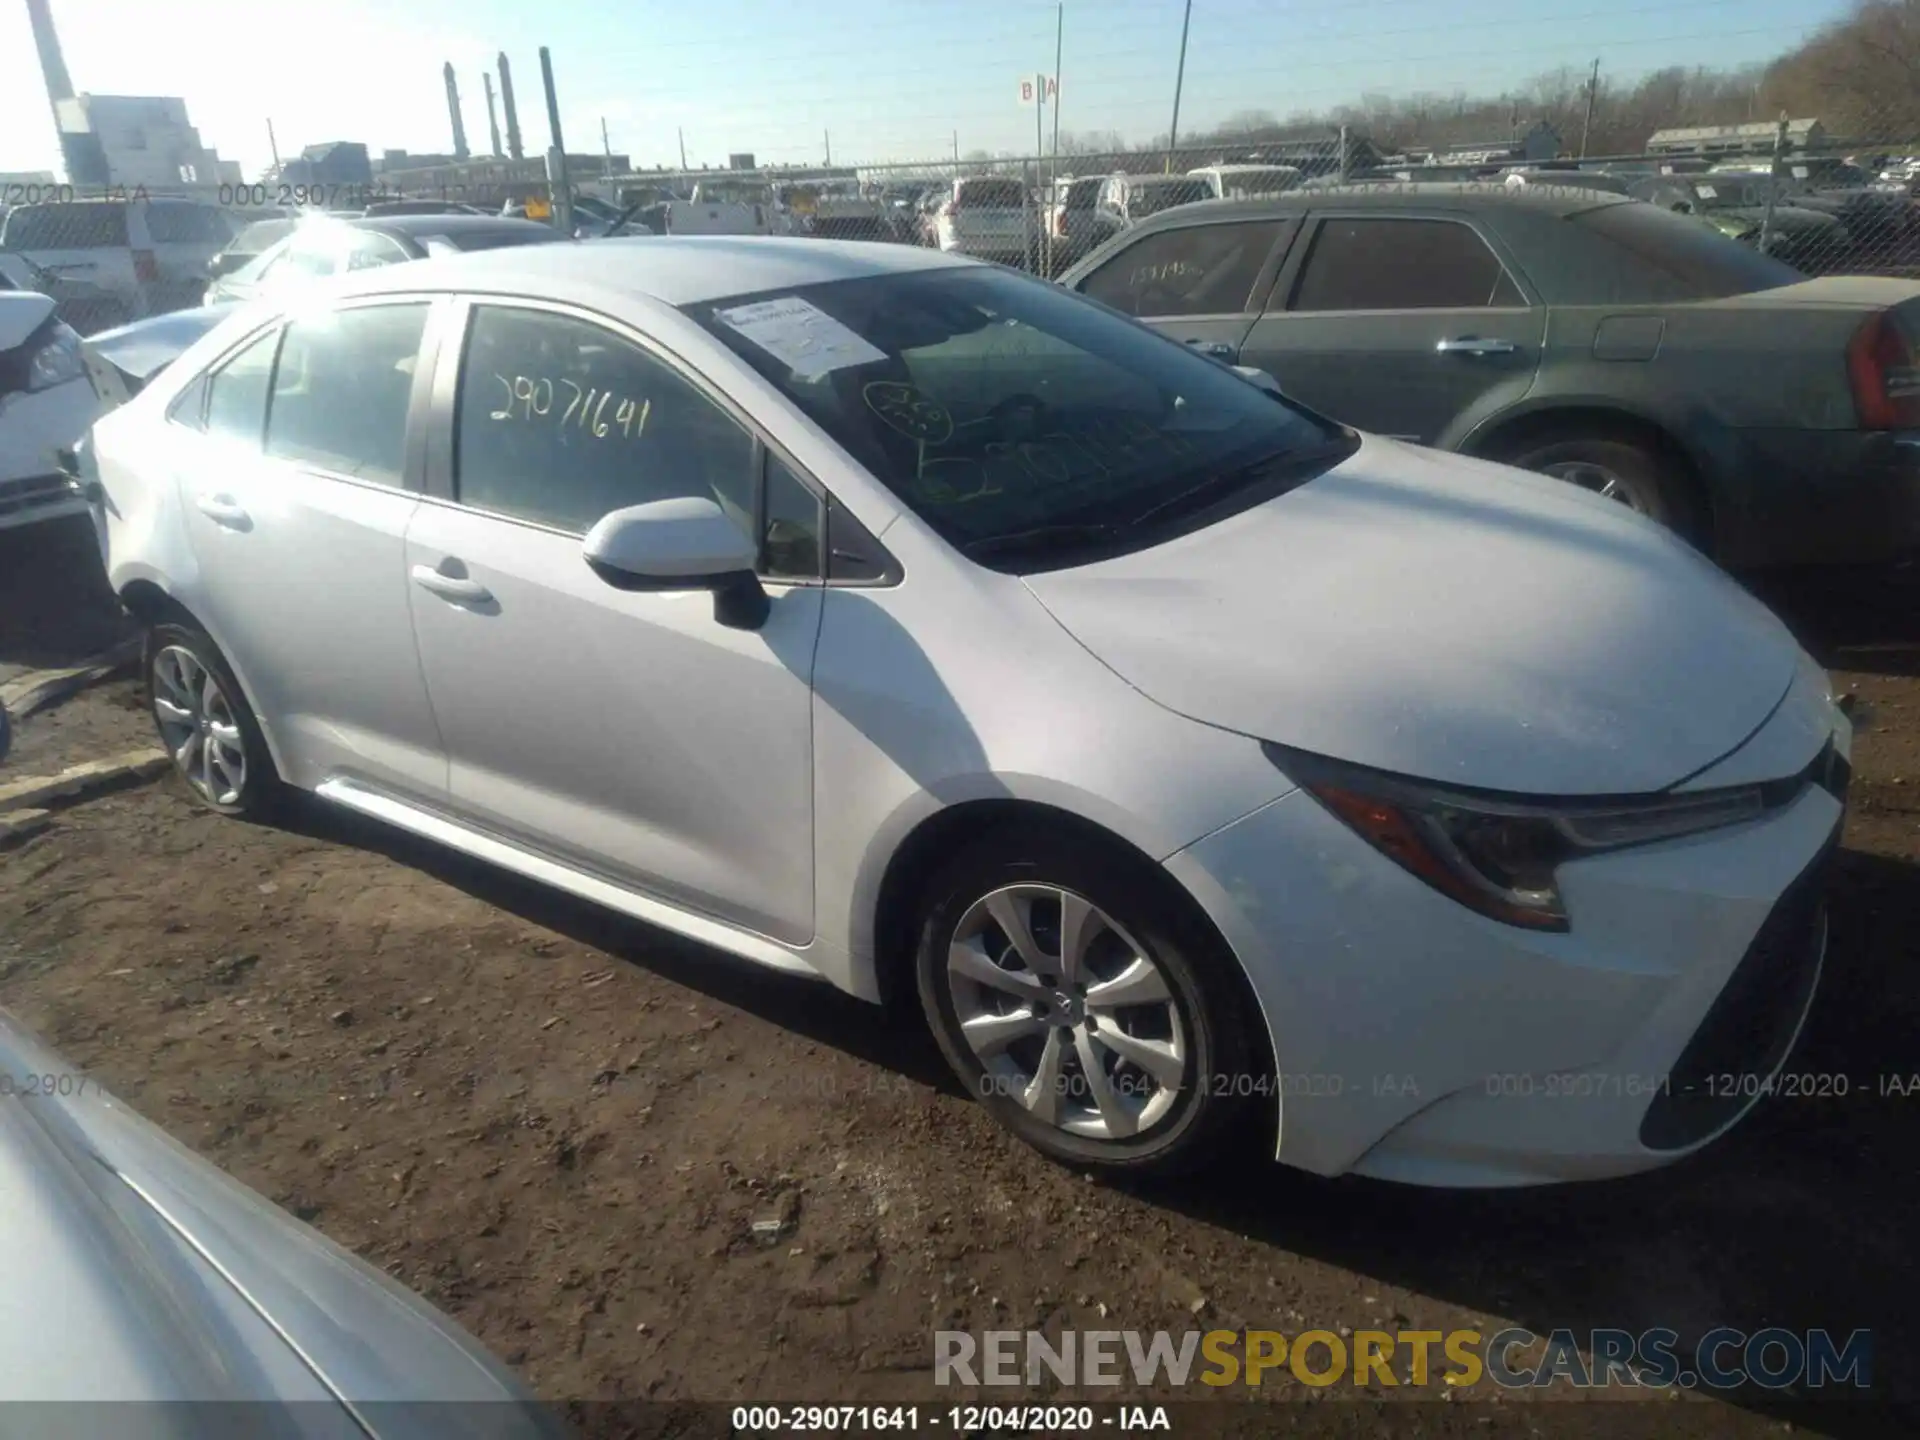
145;622;280;818
914;830;1259;1176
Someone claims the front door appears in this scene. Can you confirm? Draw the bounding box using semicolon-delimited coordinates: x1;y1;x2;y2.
1240;213;1545;443
172;300;446;797
403;301;824;944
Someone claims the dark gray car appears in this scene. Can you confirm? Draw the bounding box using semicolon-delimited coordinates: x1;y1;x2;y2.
1058;184;1920;567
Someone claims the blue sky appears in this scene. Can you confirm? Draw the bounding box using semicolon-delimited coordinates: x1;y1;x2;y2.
0;0;1856;181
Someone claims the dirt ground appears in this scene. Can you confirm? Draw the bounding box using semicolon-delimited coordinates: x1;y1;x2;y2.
2;517;1917;1436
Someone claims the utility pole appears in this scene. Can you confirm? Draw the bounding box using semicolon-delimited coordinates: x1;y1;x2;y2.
1758;111;1789;255
266;118;282;171
601;116;613;180
1166;0;1193;174
678;127;688;172
1579;57;1599;159
825;129;831;166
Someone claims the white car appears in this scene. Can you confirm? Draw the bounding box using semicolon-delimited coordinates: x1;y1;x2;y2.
932;177;1034;264
0;290;97;530
81;238;1850;1184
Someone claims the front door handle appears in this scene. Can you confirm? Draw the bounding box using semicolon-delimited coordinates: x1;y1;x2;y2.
1184;338;1236;360
193;493;250;527
1435;336;1518;356
410;563;493;605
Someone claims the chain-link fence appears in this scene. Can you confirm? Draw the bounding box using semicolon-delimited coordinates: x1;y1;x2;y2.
11;118;1920;333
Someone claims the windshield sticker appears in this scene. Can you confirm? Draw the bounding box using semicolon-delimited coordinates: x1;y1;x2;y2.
1695;184;1717;199
715;296;889;379
864;382;955;444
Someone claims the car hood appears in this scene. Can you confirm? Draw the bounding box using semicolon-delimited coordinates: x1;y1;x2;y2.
0;289;56;350
1021;437;1801;796
0;1011;560;1437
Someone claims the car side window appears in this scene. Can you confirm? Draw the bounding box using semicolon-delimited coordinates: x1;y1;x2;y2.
1286;217;1526;311
167;374;210;431
762;454;823;581
281;234;341;279
202;329;281;446
265;304;428;485
455;305;756;536
346;232;410;271
1080;220;1289;318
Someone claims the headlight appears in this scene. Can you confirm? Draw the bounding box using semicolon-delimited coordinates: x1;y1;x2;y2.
1269;745;1770;932
28;320;86;391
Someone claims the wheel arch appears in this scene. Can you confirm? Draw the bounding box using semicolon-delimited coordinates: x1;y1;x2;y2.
117;578;293;783
866;797;1267;1054
1459;402;1721;551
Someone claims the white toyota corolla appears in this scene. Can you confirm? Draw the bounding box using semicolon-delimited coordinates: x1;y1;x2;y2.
79;238;1850;1185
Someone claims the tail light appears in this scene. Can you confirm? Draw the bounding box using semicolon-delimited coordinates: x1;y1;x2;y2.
133;249;161;285
1847;311;1920;428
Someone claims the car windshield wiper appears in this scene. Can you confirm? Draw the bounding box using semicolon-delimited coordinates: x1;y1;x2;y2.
1126;436;1359;531
961;521;1123;565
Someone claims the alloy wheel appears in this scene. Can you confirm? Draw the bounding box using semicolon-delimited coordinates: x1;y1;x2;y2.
1541;459;1649;513
946;884;1188;1140
151;644;247;806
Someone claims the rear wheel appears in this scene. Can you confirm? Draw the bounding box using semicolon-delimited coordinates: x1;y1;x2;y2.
914;829;1260;1176
1505;433;1702;542
145;622;280;818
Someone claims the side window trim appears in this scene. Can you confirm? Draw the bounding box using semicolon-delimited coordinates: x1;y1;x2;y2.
1276;212;1534;313
425;294;899;584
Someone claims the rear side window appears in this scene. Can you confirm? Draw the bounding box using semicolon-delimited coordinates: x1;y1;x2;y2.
1080;220;1289;318
232;219;295;254
145;204;234;244
454;306;756;535
1566;201;1801;298
203;329;281;445
281;234;341;278
1;203;129;250
266;304;428;484
345;232;412;270
1287;217;1525;311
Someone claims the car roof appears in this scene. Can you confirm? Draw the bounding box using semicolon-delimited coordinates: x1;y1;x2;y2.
1124;181;1632;223
348;213;558;238
337;235;976;306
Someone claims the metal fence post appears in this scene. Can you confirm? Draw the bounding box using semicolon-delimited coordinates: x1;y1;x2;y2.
1757;112;1788;257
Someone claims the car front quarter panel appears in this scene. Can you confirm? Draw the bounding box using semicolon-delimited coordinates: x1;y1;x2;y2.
808;552;1293;999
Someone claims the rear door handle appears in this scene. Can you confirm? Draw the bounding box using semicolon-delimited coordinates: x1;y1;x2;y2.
193;493;250;527
1184;339;1236;359
410;563;493;605
1435;336;1518;356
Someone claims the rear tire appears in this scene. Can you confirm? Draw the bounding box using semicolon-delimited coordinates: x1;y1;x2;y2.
145;622;281;819
914;828;1260;1177
1505;433;1703;543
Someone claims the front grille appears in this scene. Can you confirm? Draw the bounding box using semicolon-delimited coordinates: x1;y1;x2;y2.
0;474;77;520
1638;828;1837;1151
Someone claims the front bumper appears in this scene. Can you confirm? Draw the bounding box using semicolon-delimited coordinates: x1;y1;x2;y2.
1164;680;1850;1187
1714;427;1920;568
0;376;98;532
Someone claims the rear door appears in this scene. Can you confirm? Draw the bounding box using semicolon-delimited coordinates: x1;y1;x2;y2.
1240;211;1545;442
1072;215;1299;363
173;299;447;799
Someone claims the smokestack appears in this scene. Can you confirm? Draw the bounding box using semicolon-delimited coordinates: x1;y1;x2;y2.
25;0;75;101
483;73;503;159
497;53;525;160
443;62;470;161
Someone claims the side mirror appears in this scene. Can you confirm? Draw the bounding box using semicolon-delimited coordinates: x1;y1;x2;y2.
582;497;769;630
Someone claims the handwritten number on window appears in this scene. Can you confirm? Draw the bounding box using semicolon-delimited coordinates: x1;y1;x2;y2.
488;374;651;441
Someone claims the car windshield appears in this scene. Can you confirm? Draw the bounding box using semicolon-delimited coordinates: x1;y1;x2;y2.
1569;200;1801;296
688;266;1344;570
1129;180;1211;215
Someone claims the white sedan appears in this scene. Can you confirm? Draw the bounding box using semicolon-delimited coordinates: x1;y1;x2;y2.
80;237;1850;1184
